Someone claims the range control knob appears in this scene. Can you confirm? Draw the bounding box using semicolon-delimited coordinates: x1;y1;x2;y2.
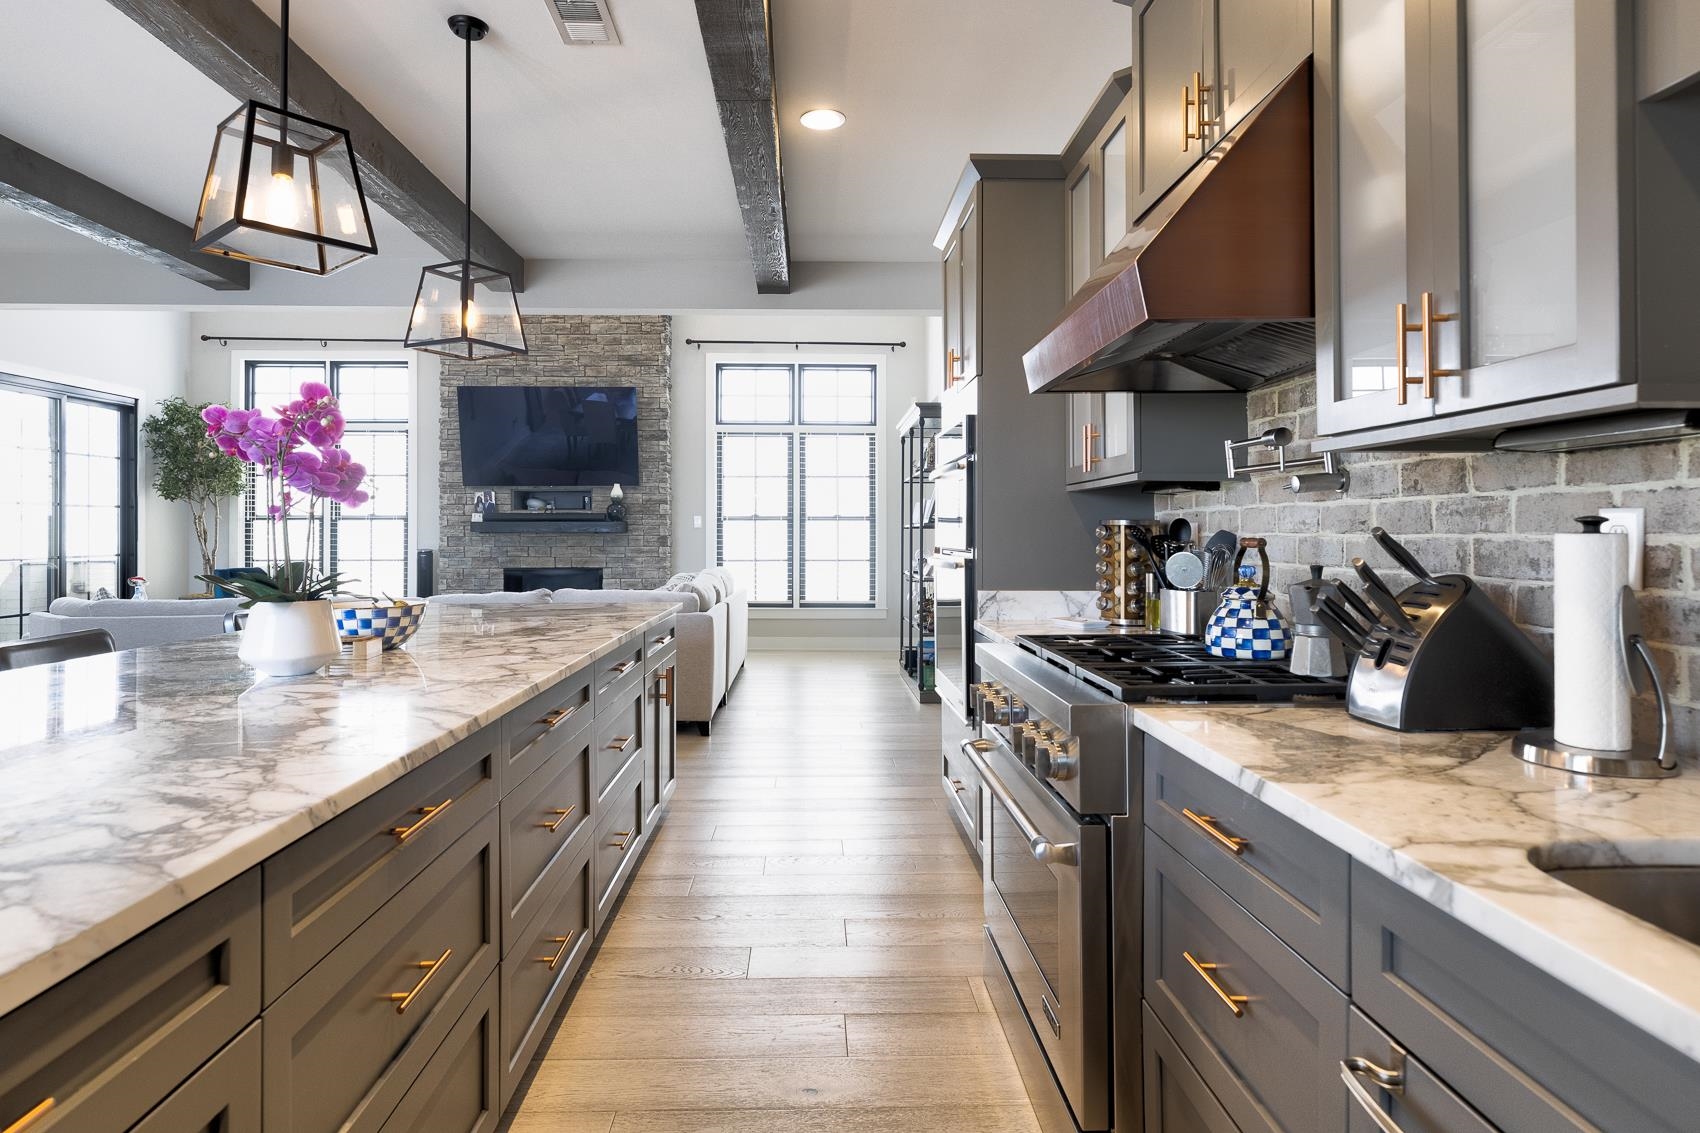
1041;737;1079;781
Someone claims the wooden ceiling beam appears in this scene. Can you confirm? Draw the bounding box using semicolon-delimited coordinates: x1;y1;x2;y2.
103;0;526;289
0;133;249;290
694;0;792;294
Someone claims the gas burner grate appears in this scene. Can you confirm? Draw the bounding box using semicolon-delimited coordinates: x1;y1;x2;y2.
1017;633;1346;703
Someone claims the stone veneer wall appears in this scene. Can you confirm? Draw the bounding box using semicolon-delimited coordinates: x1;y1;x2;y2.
1154;374;1700;749
437;315;672;592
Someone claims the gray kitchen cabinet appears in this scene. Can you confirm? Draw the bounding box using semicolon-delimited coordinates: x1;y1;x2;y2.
1639;0;1700;98
592;761;646;930
1067;392;1246;490
500;729;591;944
1067;392;1137;485
1062;72;1134;298
503;669;590;790
941;737;983;859
1344;1007;1494;1133
592;682;644;803
500;844;592;1105
643;659;677;826
592;638;644;712
128;1023;262;1133
380;971;501;1133
1144;1003;1244;1133
941;191;982;388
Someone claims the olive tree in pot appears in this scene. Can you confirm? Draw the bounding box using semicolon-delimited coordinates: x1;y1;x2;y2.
142;396;245;592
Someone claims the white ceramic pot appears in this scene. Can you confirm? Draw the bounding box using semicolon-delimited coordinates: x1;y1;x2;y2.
238;600;341;677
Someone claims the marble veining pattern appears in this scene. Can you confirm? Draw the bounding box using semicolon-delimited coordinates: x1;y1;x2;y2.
975;590;1097;622
0;602;671;1016
1135;702;1700;1062
976;619;1156;647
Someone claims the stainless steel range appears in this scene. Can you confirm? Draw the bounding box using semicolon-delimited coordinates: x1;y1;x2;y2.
963;634;1343;1133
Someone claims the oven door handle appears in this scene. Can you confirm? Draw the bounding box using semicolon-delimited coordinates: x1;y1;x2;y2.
960;739;1080;868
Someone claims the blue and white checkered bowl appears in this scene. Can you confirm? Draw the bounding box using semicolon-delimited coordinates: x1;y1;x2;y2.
332;599;428;650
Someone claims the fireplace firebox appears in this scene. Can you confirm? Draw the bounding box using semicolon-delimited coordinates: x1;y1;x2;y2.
503;567;603;591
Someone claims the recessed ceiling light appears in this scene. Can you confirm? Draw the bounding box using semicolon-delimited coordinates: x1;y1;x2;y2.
799;108;846;131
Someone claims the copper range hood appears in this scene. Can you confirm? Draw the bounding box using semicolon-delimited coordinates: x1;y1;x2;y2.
1025;60;1315;395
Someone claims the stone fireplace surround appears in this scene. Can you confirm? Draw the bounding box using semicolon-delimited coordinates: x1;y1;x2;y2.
436;315;673;593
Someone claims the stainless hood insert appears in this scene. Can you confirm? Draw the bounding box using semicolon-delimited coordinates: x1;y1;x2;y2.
1024;60;1315;395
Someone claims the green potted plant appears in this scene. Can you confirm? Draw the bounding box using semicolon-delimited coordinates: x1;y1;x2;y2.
142;396;246;593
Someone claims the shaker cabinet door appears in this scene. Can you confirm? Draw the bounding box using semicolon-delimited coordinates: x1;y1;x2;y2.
1133;0;1211;221
1215;0;1312;135
957;198;983;383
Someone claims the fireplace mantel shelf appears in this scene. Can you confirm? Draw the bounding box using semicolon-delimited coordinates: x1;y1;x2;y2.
472;516;628;535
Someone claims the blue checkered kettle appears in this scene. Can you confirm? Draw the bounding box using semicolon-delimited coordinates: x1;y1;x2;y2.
1205;537;1290;661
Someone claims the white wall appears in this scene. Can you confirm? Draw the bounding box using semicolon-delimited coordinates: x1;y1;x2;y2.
0;309;195;595
670;311;943;647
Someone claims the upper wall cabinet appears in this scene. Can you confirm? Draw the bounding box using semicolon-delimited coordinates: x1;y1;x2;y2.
1063;71;1134;302
941;191;982;387
1129;0;1312;224
1317;0;1700;450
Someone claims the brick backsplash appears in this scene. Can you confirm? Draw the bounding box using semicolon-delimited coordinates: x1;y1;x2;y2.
1155;374;1700;752
437;315;672;593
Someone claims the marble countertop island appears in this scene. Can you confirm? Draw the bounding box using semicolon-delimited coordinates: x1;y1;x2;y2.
0;601;674;1016
1135;702;1700;1063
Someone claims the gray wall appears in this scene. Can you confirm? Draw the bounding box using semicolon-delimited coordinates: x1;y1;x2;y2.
437;315;672;593
1155;374;1700;751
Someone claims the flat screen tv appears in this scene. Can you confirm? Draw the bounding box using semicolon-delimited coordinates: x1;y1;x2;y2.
457;385;640;486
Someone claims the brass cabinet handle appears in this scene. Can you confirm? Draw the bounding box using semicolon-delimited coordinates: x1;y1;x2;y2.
1182;70;1217;150
1180;807;1249;855
386;947;452;1014
1394;300;1424;405
537;804;578;833
1182;81;1196;150
537;930;579;970
949;778;966;793
539;703;579;730
3;1099;54;1133
652;633;673;647
1183;950;1249;1017
1341;1058;1411;1133
606;734;635;753
1194;70;1218;130
1079;423;1102;472
389;798;453;842
658;666;674;708
946;347;962;381
1418;291;1459;400
609;830;634;852
610;659;637;675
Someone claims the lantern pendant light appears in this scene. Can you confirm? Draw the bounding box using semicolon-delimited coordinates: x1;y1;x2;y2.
191;0;377;274
404;14;527;360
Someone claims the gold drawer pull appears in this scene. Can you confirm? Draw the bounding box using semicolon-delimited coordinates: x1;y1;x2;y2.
389;798;453;842
538;804;578;833
1184;951;1249;1017
537;930;580;970
539;703;579;729
949;778;967;793
1181;808;1249;855
609;659;637;675
1418;290;1459;400
609;830;634;852
658;667;674;707
387;947;452;1014
606;734;635;753
1394;300;1423;405
3;1099;54;1133
652;634;673;647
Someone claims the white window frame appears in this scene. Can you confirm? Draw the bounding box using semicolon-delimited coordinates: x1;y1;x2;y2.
225;350;418;595
704;351;887;619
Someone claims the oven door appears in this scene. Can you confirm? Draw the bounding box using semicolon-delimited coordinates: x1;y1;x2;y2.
963;735;1112;1130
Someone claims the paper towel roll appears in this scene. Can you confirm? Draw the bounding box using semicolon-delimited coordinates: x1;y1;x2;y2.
1552;527;1631;751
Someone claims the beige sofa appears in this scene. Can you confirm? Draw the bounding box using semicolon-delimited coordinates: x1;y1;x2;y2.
26;597;242;650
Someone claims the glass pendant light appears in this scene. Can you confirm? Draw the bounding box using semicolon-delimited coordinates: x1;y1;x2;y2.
192;0;377;274
404;14;526;360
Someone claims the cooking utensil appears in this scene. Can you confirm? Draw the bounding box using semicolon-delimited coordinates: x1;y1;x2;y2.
1158;588;1215;637
1352;557;1415;633
1168;517;1194;547
1370;526;1433;581
1166;549;1207;590
1203;530;1237;587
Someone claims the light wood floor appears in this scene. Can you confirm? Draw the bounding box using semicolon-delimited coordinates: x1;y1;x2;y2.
507;652;1041;1133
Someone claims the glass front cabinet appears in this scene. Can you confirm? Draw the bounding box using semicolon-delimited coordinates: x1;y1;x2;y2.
1316;0;1639;443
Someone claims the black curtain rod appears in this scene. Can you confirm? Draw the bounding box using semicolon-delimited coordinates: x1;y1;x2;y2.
684;338;906;351
200;335;404;347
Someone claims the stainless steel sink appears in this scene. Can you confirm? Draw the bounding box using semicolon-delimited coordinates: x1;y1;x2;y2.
1540;865;1700;947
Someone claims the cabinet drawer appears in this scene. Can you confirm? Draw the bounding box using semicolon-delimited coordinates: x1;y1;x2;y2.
1351;863;1700;1133
942;742;982;856
1344;1007;1493;1133
592;639;644;713
501;733;592;947
592;686;643;801
592;763;645;929
0;872;260;1133
262;725;498;1002
501;843;593;1105
1145;738;1349;986
643;617;678;673
1146;830;1347;1133
503;672;591;791
379;970;500;1133
1143;1002;1243;1133
263;811;500;1133
128;1021;261;1133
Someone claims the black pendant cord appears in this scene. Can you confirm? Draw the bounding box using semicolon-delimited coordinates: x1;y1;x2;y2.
278;0;290;112
462;28;472;261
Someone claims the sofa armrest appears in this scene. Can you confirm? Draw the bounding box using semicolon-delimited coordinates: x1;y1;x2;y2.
673;606;728;724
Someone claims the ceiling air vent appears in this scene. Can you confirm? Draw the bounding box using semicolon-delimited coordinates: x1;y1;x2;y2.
546;0;620;45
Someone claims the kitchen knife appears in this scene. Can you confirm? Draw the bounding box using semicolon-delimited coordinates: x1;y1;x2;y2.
1353;557;1416;633
1310;600;1367;654
1315;590;1372;639
1331;578;1383;627
1370;526;1434;581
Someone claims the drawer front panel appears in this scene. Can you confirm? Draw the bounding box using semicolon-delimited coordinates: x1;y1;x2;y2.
263;811;500;1133
504;673;591;791
1146;830;1347;1133
643;618;678;673
501;845;593;1105
593;687;643;801
593;764;645;929
0;872;260;1133
128;1022;262;1133
501;733;592;946
647;664;677;819
1145;739;1349;986
942;743;982;853
1350;862;1698;1133
262;726;498;1001
1344;1007;1494;1133
1143;1003;1244;1133
379;971;500;1133
592;640;644;714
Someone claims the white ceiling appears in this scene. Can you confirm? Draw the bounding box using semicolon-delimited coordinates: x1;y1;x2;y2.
0;0;1130;277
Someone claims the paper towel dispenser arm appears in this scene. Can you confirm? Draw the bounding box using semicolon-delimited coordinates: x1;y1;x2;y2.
1622;587;1676;773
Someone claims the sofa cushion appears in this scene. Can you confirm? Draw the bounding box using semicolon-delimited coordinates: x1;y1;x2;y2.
48;596;242;617
551;587;698;613
702;566;741;598
427;589;553;606
681;576;718;611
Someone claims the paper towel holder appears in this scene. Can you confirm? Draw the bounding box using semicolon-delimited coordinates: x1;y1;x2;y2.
1512;586;1679;779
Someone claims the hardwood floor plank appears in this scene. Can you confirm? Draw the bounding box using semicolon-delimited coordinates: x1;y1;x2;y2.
710;820;959;840
690;874;979;897
585;947;751;979
845;1012;1012;1055
747;943;987;979
599;916;845;948
612;893;984;920
622;876;696;896
635;852;765;877
844;917;986;945
505;1110;615;1133
544;1014;847;1060
566;975;982;1017
602;1105;1041;1133
841;836;981;855
762;853;980;877
646;838;847;855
